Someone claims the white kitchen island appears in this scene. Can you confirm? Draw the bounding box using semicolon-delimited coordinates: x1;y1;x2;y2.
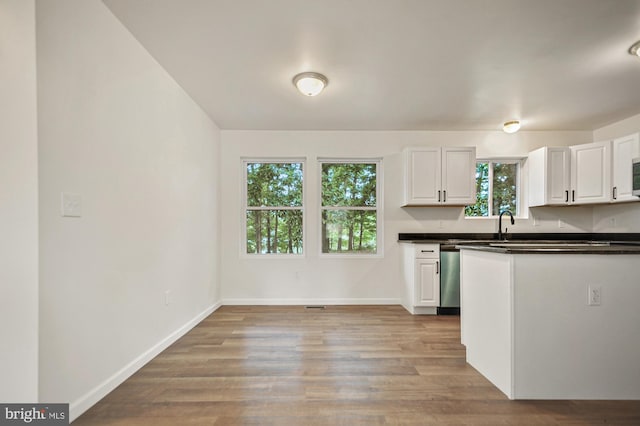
460;244;640;400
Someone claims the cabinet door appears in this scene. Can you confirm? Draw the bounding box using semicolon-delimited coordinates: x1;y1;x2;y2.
415;259;439;307
527;147;547;207
571;141;611;204
612;133;640;203
442;147;476;205
547;147;571;205
404;148;441;205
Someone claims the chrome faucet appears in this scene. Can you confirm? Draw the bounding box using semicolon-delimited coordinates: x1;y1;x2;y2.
498;210;515;240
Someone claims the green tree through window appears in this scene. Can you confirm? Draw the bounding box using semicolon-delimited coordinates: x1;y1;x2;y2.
465;161;519;217
245;162;303;254
321;162;379;254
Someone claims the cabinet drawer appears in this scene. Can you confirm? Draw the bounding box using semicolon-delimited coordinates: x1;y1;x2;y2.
414;244;440;259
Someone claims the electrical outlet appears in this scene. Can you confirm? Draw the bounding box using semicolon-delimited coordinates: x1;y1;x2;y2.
61;192;82;217
588;285;601;306
164;290;171;306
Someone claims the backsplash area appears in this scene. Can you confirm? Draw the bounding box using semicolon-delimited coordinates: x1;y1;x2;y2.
593;203;640;233
400;204;603;235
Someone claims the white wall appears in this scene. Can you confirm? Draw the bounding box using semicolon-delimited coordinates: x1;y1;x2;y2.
592;113;640;232
593;113;640;141
220;130;592;304
36;0;220;419
0;0;39;402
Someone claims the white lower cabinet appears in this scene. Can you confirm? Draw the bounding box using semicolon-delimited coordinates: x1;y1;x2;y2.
402;244;440;314
461;249;640;399
416;260;439;306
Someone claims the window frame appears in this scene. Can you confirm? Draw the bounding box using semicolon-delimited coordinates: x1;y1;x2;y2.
318;158;383;258
465;158;523;219
241;158;306;257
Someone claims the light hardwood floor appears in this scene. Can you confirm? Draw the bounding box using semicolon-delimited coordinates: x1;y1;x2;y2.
75;306;640;425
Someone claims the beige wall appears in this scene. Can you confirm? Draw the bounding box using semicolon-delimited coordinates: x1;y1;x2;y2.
0;0;39;402
219;130;593;304
593;112;640;142
36;0;221;419
2;0;638;413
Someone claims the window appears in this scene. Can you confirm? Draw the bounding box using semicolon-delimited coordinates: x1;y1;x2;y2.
320;160;381;255
465;160;520;217
244;160;304;254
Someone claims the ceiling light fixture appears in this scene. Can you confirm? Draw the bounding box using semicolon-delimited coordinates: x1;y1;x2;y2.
629;40;640;57
292;72;328;96
503;120;521;134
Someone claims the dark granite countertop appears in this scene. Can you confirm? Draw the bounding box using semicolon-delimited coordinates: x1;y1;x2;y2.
398;232;640;243
457;243;640;255
398;233;640;253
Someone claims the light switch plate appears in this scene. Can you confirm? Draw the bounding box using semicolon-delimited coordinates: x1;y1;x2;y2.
61;192;82;217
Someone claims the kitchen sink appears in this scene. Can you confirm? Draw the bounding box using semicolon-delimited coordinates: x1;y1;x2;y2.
488;241;611;248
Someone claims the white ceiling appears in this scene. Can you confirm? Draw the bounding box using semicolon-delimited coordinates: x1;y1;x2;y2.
103;0;640;131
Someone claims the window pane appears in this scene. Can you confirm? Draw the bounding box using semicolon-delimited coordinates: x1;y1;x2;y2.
246;163;303;207
246;210;303;254
321;163;376;207
465;162;489;217
321;210;377;254
492;163;518;215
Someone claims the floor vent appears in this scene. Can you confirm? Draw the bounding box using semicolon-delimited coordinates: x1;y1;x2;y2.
305;305;326;310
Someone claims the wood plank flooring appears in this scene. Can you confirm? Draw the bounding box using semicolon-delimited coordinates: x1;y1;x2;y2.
75;306;640;425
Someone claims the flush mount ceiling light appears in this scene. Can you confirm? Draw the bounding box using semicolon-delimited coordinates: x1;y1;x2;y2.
292;72;328;96
629;40;640;57
503;120;521;134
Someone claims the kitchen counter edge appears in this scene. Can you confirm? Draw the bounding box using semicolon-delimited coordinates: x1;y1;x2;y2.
456;244;640;255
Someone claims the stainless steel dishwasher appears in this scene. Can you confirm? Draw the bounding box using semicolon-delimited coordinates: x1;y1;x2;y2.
438;244;460;315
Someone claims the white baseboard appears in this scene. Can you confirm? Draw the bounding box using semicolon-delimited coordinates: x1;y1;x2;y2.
221;298;401;306
69;301;222;422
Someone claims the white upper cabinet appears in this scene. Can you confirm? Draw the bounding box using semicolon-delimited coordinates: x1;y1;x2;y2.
611;133;640;203
403;146;476;206
528;141;614;206
570;141;611;205
404;147;441;205
528;147;571;206
441;147;477;205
